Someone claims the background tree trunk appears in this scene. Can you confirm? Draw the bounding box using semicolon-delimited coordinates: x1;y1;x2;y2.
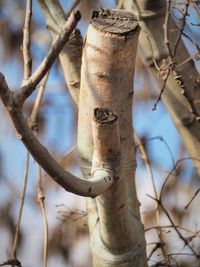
120;0;200;175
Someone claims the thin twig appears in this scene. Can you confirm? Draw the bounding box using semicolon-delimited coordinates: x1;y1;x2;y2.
147;242;162;261
165;2;200;119
168;244;195;264
22;0;32;82
10;3;33;263
163;0;173;60
29;70;49;267
135;135;177;175
177;26;200;52
151;0;173;109
147;194;200;260
173;0;189;57
15;11;81;105
11;152;30;261
146;29;172;110
145;225;200;238
159;157;200;200
135;132;158;199
152;67;170;111
149;158;200;262
57;207;86;223
176;52;200;68
37;165;49;267
134;131;168;263
28;71;49;130
159;201;200;260
185;188;200;209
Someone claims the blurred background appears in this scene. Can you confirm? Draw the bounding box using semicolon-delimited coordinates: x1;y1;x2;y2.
0;0;199;266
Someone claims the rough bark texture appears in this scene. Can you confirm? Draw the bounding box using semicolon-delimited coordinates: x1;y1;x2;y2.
78;9;147;267
121;0;200;175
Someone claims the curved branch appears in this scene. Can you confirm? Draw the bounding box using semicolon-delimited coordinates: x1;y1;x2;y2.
0;73;115;198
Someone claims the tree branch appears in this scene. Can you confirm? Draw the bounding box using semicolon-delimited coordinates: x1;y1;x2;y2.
134;132;168;263
0;73;115;198
15;10;81;105
22;0;32;82
28;71;49;130
12;152;29;262
37;164;49;267
92;108;135;253
37;0;83;106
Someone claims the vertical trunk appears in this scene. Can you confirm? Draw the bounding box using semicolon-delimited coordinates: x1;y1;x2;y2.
37;0;82;106
78;9;147;267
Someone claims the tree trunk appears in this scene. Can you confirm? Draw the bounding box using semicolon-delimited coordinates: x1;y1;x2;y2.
78;9;147;267
37;0;82;106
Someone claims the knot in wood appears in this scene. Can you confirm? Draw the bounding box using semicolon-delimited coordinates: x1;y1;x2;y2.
94;107;118;126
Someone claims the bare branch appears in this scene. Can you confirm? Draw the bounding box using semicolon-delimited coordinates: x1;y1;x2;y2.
152;67;170;111
0;74;115;198
176;52;200;68
37;165;48;267
147;193;200;260
136;135;177;170
28;72;49;267
185;188;200;209
151;0;175;110
135;131;168;263
28;71;49;131
159;201;200;260
15;10;81;105
172;0;189;57
12;152;30;260
145;225;200;238
22;0;32;82
159;157;200;201
163;0;173;60
147;242;162;262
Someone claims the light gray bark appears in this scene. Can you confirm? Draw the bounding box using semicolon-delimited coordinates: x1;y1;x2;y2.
78;9;147;266
37;0;82;106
